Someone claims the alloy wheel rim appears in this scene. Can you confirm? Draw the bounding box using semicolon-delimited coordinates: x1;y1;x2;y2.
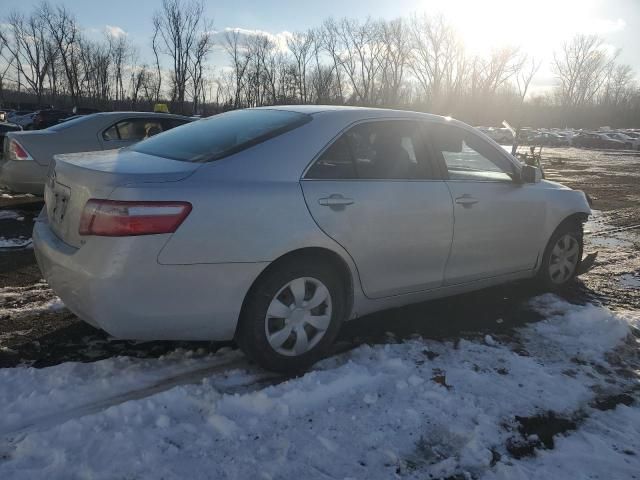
548;234;580;284
264;277;332;356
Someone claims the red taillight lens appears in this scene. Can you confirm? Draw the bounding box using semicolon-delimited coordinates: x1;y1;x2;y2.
8;139;32;161
79;200;192;236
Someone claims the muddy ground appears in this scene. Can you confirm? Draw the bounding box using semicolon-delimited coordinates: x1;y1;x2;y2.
0;147;638;369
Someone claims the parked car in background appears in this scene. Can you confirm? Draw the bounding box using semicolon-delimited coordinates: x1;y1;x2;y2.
1;111;194;194
29;109;74;129
477;127;513;144
73;106;101;115
527;131;570;147
572;132;625;149
33;106;591;372
0;123;22;160
9;111;37;129
6;110;31;124
603;132;640;150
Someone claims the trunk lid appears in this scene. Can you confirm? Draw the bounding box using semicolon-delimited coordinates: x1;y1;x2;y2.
45;149;200;247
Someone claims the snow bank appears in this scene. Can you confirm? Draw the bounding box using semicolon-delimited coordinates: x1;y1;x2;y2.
0;295;637;479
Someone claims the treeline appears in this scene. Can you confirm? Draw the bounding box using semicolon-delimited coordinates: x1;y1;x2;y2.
1;0;639;127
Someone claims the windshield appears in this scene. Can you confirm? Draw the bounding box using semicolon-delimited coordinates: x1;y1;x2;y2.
130;109;311;162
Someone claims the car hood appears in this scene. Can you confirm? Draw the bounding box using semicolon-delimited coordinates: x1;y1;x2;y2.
539;179;571;190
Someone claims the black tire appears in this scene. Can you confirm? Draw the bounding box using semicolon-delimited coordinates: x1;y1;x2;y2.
236;257;347;373
537;221;584;291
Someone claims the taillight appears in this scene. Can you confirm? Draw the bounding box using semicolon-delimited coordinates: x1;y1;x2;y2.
8;139;33;161
79;200;192;236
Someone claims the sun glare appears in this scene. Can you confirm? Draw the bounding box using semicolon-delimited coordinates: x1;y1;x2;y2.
416;0;611;58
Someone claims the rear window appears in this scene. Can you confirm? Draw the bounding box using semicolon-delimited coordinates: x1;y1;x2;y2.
47;114;96;131
130;109;311;162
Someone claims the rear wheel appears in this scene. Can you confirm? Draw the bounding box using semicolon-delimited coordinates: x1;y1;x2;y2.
236;259;346;373
537;222;583;290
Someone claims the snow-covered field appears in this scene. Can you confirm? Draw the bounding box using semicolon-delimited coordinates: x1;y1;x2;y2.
0;295;638;479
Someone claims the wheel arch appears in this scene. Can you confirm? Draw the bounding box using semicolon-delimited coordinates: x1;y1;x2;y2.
235;247;355;339
536;211;588;273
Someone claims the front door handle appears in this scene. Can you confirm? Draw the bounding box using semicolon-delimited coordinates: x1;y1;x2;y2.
318;194;354;207
455;194;479;208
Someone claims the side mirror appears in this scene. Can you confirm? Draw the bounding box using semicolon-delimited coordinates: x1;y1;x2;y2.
520;165;542;184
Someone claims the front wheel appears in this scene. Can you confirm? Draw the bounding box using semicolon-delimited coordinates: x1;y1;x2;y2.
236;259;346;373
537;223;583;290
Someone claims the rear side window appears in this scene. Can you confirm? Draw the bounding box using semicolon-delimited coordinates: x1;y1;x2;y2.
307;135;357;179
130;109;311;163
47;114;96;132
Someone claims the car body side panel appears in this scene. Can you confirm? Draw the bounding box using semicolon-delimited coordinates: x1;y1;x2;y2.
149;179;356;267
301;179;454;298
443;181;547;284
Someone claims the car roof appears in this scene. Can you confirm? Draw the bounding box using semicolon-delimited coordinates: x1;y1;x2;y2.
90;111;192;119
252;104;455;125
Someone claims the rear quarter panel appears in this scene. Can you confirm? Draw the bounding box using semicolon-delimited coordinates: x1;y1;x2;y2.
10;123;103;166
144;178;350;265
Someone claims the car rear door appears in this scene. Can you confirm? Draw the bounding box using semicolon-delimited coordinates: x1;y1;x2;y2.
425;122;546;285
301;119;453;299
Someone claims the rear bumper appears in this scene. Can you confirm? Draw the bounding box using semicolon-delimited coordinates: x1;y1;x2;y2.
33;217;267;341
0;159;47;195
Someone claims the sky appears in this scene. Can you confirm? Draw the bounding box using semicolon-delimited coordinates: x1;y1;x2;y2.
7;0;640;93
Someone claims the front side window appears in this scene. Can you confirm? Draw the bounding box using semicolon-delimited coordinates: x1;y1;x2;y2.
428;124;515;182
104;119;164;141
307;121;434;180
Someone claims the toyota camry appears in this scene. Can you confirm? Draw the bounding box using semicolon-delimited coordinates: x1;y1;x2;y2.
33;106;591;372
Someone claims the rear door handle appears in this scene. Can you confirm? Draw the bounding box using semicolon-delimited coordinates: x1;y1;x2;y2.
455;195;479;207
318;195;354;207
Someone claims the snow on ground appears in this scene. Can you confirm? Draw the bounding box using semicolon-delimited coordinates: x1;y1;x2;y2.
0;295;638;479
0;283;64;321
0;237;32;249
620;274;640;290
0;210;23;221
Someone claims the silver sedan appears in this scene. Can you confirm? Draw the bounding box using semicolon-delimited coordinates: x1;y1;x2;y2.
1;112;193;195
33;106;591;372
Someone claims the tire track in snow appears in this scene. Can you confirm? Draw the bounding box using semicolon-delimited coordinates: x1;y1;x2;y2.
0;357;251;451
0;342;358;453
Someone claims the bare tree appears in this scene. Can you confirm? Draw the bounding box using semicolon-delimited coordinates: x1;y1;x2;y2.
0;7;53;104
109;34;130;103
335;17;385;104
601;63;635;107
152;0;211;113
224;29;251;108
42;3;81;103
409;14;458;106
287;30;314;103
378;18;410;105
187;22;214;114
553;34;614;107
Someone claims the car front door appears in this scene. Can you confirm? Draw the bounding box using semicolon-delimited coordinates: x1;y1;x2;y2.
426;122;546;285
301;120;453;299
